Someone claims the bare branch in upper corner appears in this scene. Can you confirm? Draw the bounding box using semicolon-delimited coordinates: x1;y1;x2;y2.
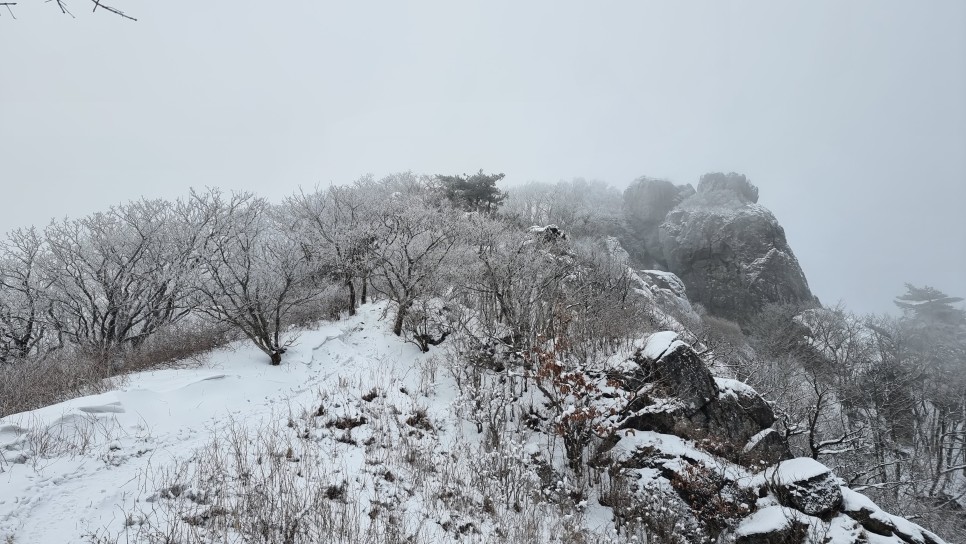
3;0;137;20
53;0;75;18
90;0;135;21
0;2;18;18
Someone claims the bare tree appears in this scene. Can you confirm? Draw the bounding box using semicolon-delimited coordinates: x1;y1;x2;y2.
0;227;56;363
368;175;459;337
191;190;316;365
1;0;137;20
42;199;196;367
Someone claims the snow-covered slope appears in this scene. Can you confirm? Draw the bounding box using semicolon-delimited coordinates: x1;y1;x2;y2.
0;301;953;544
1;303;624;543
0;304;445;542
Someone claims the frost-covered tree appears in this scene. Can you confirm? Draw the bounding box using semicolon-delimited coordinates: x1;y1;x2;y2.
369;175;460;337
41;199;197;365
893;285;966;515
502;179;623;237
0;227;55;363
287;177;381;315
192;190;317;365
895;284;966;413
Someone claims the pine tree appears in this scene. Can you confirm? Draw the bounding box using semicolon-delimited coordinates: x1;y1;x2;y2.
437;170;507;214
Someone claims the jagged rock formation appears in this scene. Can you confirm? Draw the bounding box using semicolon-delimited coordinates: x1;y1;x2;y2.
658;172;816;322
600;332;947;544
614;331;788;466
622;177;695;267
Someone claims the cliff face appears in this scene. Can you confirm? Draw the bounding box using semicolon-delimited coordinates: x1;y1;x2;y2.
653;173;816;322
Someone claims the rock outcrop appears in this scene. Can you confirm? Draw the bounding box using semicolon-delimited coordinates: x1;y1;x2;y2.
622;177;695;267
765;457;843;516
621;172;817;323
601;332;948;544
616;332;788;465
658;173;816;323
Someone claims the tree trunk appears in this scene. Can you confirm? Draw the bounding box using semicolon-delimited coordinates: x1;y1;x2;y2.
565;434;585;476
346;279;356;316
393;300;411;337
270;351;282;365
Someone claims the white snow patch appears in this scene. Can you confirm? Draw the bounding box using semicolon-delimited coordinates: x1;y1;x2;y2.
640;331;682;360
840;486;879;512
734;505;806;536
764;457;831;485
743;428;775;453
715;377;758;400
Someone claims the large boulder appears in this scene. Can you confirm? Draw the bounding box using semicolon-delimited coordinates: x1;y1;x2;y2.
632;332;719;412
742;428;793;467
766;458;843;517
618;333;787;463
840;488;946;544
657;172;816;323
699;378;776;444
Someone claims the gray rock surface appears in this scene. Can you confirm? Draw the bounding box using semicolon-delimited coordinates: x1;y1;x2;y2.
697;172;759;203
633;340;719;413
622;177;695;267
658;173;816;322
742;428;793;467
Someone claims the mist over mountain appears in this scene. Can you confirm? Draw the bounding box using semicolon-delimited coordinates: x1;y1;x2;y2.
1;2;964;542
1;171;961;543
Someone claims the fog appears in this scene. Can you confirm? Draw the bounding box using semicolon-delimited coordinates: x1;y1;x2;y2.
1;1;964;315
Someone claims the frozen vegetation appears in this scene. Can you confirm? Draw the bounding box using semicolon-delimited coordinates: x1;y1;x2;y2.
0;171;962;543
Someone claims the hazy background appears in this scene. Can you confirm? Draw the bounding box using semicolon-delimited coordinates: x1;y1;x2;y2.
1;1;964;316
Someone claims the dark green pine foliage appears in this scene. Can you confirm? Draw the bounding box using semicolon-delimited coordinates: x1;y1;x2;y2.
894;283;965;323
437;170;507;214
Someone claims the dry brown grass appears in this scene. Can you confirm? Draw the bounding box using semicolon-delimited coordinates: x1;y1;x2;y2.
0;352;111;418
0;321;234;418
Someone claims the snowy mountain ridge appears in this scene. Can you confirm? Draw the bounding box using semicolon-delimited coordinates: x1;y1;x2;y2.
0;299;949;543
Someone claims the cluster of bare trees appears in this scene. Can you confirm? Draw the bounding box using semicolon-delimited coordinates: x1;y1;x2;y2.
0;172;570;372
742;290;966;535
4;167;959;537
502;178;624;239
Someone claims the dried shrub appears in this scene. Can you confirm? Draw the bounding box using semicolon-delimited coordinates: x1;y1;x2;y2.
669;463;754;538
0;351;110;417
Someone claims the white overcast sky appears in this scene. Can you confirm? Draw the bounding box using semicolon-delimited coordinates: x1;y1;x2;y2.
1;1;964;315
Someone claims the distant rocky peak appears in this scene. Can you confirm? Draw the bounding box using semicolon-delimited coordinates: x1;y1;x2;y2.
658;172;815;322
697;172;760;203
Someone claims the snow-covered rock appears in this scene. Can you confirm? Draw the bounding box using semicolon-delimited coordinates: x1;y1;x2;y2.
734;505;811;544
633;333;718;411
743;428;792;467
840;488;946;544
618;337;784;466
765;457;843;516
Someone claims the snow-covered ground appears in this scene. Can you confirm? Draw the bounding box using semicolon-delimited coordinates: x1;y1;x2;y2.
0;303;443;542
1;302;623;543
1;302;952;544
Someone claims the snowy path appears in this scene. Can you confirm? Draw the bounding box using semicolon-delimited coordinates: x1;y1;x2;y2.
0;304;421;543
